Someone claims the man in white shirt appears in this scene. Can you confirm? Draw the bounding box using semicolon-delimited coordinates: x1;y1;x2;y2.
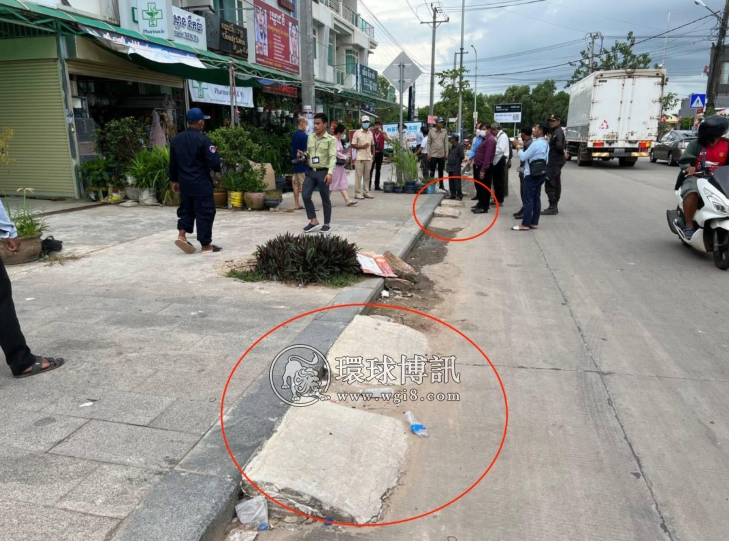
351;115;375;199
490;122;510;206
1;203;65;378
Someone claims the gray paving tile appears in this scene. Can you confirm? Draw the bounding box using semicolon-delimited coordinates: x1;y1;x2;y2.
43;389;176;426
0;410;88;452
0;497;119;541
57;464;165;519
149;398;221;435
0;445;98;505
49;420;200;471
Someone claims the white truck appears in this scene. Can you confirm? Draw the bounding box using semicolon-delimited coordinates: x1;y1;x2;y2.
565;69;666;167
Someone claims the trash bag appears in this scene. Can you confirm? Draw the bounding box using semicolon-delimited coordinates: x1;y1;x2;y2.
235;496;268;528
150;111;166;148
138;188;161;206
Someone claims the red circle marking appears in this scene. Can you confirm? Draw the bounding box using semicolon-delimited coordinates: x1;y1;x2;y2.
220;303;509;527
412;176;499;242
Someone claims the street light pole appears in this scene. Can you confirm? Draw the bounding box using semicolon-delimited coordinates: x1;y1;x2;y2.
696;0;729;110
457;0;465;139
471;44;478;133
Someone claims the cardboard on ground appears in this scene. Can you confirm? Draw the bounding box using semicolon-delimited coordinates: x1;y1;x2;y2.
357;252;397;277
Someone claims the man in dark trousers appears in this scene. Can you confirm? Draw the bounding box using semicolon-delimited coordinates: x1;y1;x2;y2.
514;126;533;219
171;108;222;254
472;127;496;214
300;113;337;233
446;133;465;200
1;204;65;378
543;114;566;215
369;121;391;191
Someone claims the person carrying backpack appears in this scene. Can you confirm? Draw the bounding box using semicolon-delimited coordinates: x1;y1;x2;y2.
513;122;550;231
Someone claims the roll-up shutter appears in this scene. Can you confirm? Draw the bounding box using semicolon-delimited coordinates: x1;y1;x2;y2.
66;60;184;88
0;59;75;198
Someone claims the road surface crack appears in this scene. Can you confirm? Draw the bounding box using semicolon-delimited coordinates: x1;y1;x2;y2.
531;234;676;541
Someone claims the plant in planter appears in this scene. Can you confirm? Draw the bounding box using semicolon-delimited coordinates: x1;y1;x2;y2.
78;157;112;201
127;146;169;205
221;170;245;208
213;174;228;208
0;188;47;265
390;139;420;193
95;117;147;169
264;189;282;209
241;164;268;210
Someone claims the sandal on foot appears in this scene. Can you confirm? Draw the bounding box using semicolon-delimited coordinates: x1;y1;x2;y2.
202;245;223;253
15;356;65;379
175;238;196;254
511;225;530;231
347;201;358;206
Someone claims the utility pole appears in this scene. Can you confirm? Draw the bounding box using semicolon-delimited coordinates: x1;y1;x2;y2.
457;0;465;139
471;44;478;134
398;62;406;147
587;32;604;73
661;11;671;67
706;0;729;111
300;0;315;112
421;3;449;122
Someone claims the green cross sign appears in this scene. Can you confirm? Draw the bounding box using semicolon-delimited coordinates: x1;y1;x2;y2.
192;81;208;99
142;2;163;27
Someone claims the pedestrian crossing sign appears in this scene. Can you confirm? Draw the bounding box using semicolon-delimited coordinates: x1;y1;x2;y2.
690;93;706;109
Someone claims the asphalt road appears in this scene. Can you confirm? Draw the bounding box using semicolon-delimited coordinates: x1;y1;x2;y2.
258;157;729;541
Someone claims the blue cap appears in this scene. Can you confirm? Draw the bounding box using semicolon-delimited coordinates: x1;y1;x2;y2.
186;108;210;123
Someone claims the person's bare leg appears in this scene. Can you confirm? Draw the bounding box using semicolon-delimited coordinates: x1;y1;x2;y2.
294;186;302;209
683;193;699;230
340;190;353;205
178;229;187;241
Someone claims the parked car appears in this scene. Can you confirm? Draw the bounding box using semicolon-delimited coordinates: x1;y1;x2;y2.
650;130;696;166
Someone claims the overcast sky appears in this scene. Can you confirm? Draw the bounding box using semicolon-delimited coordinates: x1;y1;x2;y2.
359;0;718;111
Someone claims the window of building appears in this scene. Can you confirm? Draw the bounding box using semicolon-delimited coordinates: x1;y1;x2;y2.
313;29;317;60
328;35;335;67
346;50;357;75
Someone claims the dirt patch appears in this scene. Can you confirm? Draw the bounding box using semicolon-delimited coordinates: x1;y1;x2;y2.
370;227;458;333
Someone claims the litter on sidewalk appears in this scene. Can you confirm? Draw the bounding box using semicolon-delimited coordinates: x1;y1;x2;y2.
404;411;429;437
235;496;268;530
357;252;398;278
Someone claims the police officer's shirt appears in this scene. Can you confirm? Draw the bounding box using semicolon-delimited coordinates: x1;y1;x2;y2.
170;128;222;196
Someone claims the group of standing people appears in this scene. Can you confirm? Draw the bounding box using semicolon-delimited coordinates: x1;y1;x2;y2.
467;122;511;214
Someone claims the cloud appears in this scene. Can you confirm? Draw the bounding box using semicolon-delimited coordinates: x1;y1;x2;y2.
357;0;714;112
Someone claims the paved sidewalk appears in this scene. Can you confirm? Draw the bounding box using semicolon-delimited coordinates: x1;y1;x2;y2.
0;167;439;541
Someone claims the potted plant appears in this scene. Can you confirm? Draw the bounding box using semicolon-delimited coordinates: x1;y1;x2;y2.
127;147;168;205
255;93;266;113
78;157;111;201
390;139;419;194
221;170;244;209
241;164;268;210
213;174;228;208
264;189;282;209
383;180;396;193
0;188;47;265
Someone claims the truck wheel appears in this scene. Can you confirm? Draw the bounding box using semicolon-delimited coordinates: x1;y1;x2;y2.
618;157;636;167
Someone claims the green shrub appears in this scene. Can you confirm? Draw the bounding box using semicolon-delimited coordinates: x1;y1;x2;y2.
248;233;360;285
208;126;262;168
241;164;267;192
95;117;147;167
221;170;244;192
3;187;47;238
265;190;282;199
79;157;112;188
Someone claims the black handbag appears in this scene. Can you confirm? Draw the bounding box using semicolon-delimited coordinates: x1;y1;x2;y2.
336;157;346;166
529;158;548;177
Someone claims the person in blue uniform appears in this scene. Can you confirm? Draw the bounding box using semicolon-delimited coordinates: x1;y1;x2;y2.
170;108;222;254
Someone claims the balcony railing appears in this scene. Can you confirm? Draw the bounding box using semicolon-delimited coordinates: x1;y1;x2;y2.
318;0;375;40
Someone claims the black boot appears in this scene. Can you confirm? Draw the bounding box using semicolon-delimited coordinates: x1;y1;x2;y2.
513;209;524;219
541;205;558;216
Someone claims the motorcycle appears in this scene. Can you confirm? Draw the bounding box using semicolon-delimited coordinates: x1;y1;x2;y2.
667;165;729;270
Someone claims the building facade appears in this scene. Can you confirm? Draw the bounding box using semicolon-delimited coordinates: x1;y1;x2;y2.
0;0;386;198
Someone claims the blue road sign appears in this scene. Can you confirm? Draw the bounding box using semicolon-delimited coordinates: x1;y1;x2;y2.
690;93;706;109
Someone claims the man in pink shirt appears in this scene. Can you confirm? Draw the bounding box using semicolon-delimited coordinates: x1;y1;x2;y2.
472;129;496;214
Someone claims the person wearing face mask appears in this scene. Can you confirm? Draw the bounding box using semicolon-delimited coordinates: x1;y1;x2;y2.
468;124;487;199
332;123;357;207
351;115;375;199
369;121;391;191
170;108;222;254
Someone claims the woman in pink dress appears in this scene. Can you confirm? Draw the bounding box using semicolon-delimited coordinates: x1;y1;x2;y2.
331;124;357;206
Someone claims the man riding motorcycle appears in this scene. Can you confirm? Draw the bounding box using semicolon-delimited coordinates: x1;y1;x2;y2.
676;115;729;239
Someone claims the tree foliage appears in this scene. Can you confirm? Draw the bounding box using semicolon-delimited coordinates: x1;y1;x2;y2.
420;79;569;136
568;32;651;86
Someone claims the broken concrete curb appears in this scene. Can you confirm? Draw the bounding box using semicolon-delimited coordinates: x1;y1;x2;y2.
109;193;443;541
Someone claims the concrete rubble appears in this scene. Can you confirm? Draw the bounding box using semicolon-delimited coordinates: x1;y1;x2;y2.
434;207;461;218
383;250;419;283
241;401;408;524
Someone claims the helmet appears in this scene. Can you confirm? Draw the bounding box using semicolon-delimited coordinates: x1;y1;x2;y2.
698;115;729;145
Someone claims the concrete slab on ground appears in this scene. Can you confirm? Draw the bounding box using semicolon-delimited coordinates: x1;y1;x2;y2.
434;207;461;218
243;401;408;524
326;315;429;386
